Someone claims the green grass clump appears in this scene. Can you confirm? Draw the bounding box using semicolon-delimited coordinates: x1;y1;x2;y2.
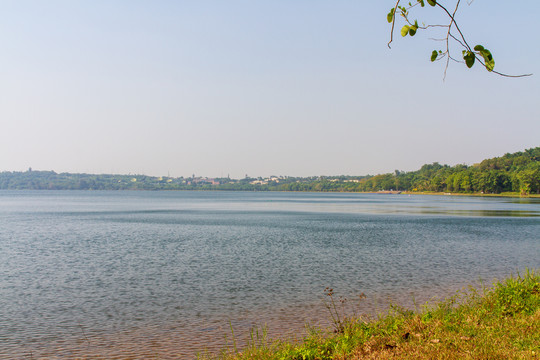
200;269;539;360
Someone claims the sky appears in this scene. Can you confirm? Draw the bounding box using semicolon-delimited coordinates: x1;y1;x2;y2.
1;1;539;178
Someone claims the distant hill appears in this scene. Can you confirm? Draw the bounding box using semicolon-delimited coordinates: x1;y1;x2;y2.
1;147;539;194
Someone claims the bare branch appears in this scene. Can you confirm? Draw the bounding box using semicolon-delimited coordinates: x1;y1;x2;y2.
443;0;461;79
448;33;467;50
387;0;401;49
424;24;451;29
436;1;472;52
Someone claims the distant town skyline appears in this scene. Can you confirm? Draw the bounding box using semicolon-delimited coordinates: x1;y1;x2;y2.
10;143;538;180
1;1;539;179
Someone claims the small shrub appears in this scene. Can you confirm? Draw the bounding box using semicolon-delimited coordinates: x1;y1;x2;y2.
493;269;540;316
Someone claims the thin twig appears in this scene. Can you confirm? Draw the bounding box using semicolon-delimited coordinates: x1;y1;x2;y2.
449;33;467;49
387;0;402;48
443;0;461;79
437;1;471;52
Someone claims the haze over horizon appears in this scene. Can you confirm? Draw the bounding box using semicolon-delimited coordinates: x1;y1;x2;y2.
1;1;539;179
13;145;540;181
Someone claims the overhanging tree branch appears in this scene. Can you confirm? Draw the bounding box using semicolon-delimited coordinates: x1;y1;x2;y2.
387;0;532;78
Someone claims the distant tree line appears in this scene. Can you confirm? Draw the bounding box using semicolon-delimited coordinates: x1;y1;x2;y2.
1;147;539;195
389;147;540;195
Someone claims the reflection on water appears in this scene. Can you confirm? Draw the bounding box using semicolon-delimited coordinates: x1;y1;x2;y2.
0;191;538;358
415;209;539;217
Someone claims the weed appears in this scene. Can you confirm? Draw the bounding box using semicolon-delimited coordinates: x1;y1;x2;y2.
322;287;366;334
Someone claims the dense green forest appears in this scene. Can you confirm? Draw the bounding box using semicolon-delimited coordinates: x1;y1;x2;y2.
1;147;539;194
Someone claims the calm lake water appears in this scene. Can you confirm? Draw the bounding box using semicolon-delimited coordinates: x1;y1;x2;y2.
0;191;539;358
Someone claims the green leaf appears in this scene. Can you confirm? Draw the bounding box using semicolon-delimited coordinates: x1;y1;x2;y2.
418;0;425;7
480;50;492;62
463;51;475;68
387;8;395;23
409;25;418;36
427;0;436;6
474;45;485;51
479;49;495;71
431;50;438;62
401;25;410;37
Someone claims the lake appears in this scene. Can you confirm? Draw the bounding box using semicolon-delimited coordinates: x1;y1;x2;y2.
0;191;538;358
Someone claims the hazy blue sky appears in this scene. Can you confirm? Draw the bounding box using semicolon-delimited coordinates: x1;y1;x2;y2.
1;1;539;178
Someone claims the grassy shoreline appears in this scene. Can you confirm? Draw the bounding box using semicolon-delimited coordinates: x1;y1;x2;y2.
201;270;539;359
